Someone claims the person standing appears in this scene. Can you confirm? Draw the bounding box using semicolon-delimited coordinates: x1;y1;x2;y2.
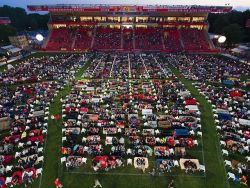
149;168;156;176
168;179;174;188
93;179;102;188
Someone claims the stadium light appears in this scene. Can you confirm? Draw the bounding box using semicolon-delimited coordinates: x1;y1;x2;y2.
36;34;44;41
218;36;226;43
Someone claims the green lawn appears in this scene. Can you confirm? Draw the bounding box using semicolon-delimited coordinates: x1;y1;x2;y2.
3;53;245;188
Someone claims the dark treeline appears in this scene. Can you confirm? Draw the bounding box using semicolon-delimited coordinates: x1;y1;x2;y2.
0;5;49;45
0;5;249;46
208;10;250;45
0;5;49;31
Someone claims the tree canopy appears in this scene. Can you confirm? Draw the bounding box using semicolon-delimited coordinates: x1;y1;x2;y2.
0;24;17;45
0;5;49;31
208;10;250;45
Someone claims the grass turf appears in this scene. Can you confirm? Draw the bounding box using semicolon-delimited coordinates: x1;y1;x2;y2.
4;53;246;188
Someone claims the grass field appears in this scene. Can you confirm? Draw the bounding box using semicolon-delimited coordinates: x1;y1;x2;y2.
2;52;245;188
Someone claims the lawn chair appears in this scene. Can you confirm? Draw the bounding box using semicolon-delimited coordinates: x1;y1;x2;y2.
227;172;235;180
220;140;226;147
82;157;87;164
5;177;12;185
127;158;132;165
224;160;232;168
36;168;43;177
197;131;202;137
222;149;229;156
199;165;205;172
61;157;66;163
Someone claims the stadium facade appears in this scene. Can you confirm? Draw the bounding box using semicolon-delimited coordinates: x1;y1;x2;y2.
28;4;232;53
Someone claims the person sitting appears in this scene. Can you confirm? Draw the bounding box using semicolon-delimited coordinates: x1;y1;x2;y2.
168;179;175;188
54;178;63;188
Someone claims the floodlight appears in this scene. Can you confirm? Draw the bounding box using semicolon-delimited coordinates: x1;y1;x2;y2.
36;34;44;41
218;36;226;43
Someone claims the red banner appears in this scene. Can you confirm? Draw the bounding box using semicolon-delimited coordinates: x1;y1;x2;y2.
27;5;232;13
246;20;250;27
0;20;11;24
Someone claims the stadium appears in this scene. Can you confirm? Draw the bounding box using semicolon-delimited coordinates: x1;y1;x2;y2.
0;2;249;188
28;4;232;53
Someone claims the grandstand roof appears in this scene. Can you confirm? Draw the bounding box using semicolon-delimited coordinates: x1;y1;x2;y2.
27;4;232;13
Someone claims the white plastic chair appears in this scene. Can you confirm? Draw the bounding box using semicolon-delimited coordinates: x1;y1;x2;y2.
127;158;132;165
220;140;226;147
38;147;43;153
199;165;205;172
5;177;12;184
193;140;198;146
246;156;250;162
169;148;174;155
62;128;66;133
222;149;229;156
126;149;132;155
155;129;160;135
61;157;66;163
216;126;221;130
62;137;66;142
227;172;235;180
174;160;179;167
36;168;43;177
189;130;195;136
81;128;86;133
224;160;232;168
82;157;87;164
15;152;21;158
38;156;44;162
42;129;47;134
6;165;13;172
82;137;87;143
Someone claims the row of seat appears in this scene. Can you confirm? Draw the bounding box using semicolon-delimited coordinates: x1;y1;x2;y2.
44;27;213;52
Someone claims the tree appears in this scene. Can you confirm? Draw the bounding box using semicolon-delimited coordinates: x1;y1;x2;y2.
223;23;243;46
0;25;17;45
213;15;230;34
0;5;49;31
208;10;250;43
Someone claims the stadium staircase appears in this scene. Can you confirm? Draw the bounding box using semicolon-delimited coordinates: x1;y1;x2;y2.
91;26;97;49
121;28;123;49
71;33;77;50
161;32;166;50
42;30;52;49
178;30;185;50
205;30;215;49
132;29;136;50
